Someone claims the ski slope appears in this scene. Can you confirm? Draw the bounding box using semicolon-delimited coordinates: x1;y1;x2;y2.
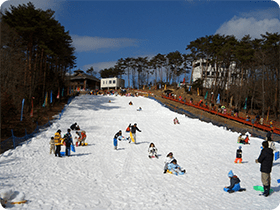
1;94;280;210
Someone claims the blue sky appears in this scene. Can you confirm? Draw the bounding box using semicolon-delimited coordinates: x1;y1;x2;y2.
1;0;280;82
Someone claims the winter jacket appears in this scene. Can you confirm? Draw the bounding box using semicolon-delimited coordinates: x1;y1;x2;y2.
54;132;63;146
129;125;141;134
80;131;86;140
64;133;73;147
49;138;55;145
227;175;241;191
70;123;78;130
164;156;175;165
148;146;158;155
114;132;122;139
257;147;273;173
236;149;242;158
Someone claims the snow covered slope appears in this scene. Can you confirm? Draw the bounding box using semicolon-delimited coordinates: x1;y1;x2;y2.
1;95;280;210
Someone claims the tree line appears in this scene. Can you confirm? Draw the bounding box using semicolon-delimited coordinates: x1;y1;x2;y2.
98;33;279;119
1;2;76;125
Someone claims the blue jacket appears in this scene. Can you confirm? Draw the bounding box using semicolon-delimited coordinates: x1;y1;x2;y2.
227;175;240;191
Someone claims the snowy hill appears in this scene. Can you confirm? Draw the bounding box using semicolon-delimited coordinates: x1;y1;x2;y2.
1;95;280;210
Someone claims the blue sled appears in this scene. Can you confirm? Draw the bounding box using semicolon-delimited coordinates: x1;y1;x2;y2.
275;151;279;161
71;144;75;152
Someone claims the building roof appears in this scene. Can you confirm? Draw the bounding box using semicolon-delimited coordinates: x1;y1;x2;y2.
70;71;100;82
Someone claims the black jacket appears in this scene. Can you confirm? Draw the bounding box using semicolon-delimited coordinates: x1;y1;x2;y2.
129;125;141;134
257;148;273;173
236;149;242;158
114;132;122;139
228;175;240;190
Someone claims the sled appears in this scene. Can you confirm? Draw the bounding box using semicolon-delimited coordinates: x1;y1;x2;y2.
253;185;273;193
71;144;75;152
166;169;185;176
10;200;27;205
129;132;135;143
275;151;279;161
148;155;158;158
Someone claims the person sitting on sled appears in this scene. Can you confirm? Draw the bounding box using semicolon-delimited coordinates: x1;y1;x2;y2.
167;159;186;175
137;107;142;111
148;142;158;158
173;117;179;124
163;152;175;173
243;135;250;144
238;134;250;144
234;146;242;163
237;134;244;143
224;170;241;193
129;101;133;105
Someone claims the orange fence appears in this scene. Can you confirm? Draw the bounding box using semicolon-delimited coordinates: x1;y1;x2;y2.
161;95;280;135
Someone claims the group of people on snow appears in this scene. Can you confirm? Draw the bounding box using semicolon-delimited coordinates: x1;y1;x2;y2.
227;129;276;197
50;122;87;157
113;123;141;150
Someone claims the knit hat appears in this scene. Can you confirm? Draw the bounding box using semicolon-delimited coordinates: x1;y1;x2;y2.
239;146;242;150
228;170;234;177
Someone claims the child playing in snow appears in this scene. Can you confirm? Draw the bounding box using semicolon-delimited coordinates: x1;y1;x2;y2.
148;142;158;158
224;170;244;193
163;152;175;173
173;117;179;124
234;146;242;163
113;130;130;150
49;136;55;154
167;159;186;175
76;130;87;146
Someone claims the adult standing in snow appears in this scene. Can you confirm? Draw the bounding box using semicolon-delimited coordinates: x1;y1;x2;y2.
54;129;63;157
255;141;273;197
266;130;272;141
129;123;141;144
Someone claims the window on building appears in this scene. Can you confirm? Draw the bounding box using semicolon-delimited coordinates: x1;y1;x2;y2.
109;80;112;84
113;80;116;84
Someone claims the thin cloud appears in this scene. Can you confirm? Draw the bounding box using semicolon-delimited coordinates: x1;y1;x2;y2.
1;0;61;12
215;8;280;40
71;35;140;52
83;61;118;72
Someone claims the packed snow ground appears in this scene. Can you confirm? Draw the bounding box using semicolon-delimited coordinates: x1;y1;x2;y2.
1;94;280;210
